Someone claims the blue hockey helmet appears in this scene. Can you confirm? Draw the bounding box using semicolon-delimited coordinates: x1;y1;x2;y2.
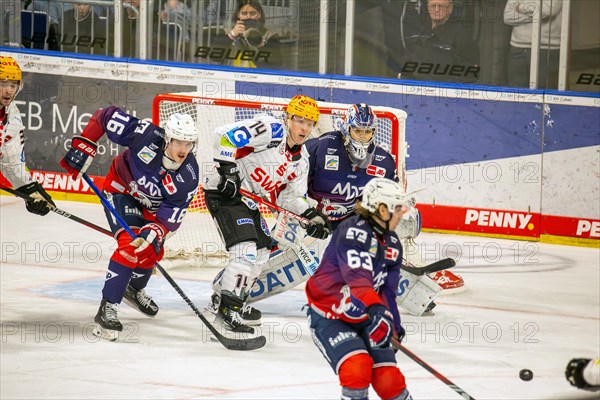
341;103;377;168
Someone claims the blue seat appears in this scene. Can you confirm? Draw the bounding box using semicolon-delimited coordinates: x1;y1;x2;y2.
21;10;48;49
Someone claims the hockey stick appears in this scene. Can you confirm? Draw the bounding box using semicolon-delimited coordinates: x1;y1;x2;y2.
81;174;266;351
239;188;319;275
0;185;112;236
392;338;476;400
401;257;456;276
239;188;310;225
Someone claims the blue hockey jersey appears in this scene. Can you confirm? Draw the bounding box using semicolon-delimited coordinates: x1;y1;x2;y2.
85;106;199;233
306;131;398;227
305;215;403;333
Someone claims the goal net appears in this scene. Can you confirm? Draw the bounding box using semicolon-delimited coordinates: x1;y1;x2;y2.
152;93;408;267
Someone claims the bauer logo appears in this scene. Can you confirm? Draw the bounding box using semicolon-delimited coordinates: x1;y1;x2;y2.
464;209;533;230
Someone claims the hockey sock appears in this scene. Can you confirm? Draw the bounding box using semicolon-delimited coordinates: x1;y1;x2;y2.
129;267;152;291
102;260;134;304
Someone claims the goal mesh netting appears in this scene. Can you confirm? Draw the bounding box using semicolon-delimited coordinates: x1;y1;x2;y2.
152;93;407;267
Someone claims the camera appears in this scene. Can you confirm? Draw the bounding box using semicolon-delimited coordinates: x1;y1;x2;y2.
241;20;263;47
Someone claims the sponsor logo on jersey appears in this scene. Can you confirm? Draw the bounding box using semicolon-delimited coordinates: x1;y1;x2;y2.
250;167;284;192
464;209;532;230
368;238;378;256
176;173;184;183
366;165;386;177
162;174;177;195
327;148;337;155
237;218;253;225
375;154;386;161
219;150;234;158
270;123;284;139
346;227;367;243
137;146;156;164
332;182;362;201
325;155;339;171
225;126;251;148
186;164;197;180
385;247;399;261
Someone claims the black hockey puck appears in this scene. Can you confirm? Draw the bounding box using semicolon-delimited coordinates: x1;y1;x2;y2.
519;369;533;381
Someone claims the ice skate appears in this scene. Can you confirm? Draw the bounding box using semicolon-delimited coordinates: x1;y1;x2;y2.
123;285;159;317
216;293;255;334
93;298;123;341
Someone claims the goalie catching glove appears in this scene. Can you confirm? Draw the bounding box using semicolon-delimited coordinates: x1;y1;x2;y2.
15;182;56;216
300;207;332;240
216;161;241;198
60;136;98;180
130;222;167;268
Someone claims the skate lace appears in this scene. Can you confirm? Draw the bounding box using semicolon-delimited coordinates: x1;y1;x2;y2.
241;303;253;315
105;303;119;321
136;289;153;307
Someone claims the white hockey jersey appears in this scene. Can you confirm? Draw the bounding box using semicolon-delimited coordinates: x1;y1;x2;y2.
204;115;312;216
0;102;31;189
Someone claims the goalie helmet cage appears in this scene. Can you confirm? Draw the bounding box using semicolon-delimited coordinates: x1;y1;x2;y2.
152;92;408;266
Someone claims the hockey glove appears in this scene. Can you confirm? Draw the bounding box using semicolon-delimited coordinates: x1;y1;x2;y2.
131;222;167;268
60;136;98;180
300;207;332;240
366;304;394;349
565;358;593;389
216;162;241;198
15;182;56;216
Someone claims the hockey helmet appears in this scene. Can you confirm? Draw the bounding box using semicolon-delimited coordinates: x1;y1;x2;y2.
342;103;377;168
164;113;198;143
362;177;409;215
286;95;320;123
0;56;22;83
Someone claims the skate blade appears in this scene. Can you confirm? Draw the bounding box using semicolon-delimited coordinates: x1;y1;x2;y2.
92;324;119;342
244;318;262;327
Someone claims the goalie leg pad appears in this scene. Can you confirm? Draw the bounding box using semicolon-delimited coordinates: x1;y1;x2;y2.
396;271;442;316
372;366;407;400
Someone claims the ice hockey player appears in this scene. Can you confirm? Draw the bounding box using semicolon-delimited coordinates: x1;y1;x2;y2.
61;107;199;341
305;177;412;400
0;56;55;215
566;357;600;390
306;102;463;292
203;94;332;334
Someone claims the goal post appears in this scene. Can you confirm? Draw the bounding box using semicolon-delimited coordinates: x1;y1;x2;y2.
152;93;408;266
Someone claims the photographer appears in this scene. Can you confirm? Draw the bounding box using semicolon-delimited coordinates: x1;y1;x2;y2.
210;0;282;69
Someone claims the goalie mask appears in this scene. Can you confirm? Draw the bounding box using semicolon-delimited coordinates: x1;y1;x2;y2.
162;113;197;170
342;103;377;169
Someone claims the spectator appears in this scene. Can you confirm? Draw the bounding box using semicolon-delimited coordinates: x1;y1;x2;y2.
503;0;563;89
61;3;109;55
207;0;282;69
393;0;480;83
157;0;192;60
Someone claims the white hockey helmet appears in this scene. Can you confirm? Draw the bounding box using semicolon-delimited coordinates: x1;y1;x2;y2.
362;177;409;214
164;113;197;143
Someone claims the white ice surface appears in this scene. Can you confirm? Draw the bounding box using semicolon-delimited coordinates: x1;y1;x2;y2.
1;196;599;400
